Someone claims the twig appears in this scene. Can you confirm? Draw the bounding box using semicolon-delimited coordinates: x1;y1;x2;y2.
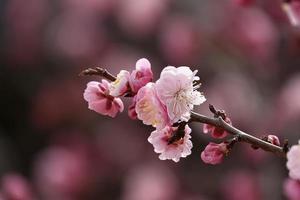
79;67;116;81
190;111;287;157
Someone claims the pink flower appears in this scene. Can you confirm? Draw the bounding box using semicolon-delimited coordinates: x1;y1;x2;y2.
203;117;231;139
1;173;35;200
129;58;153;93
135;83;170;129
287;141;300;180
128;95;137;120
156;66;206;123
109;70;130;97
283;1;300;26
83;80;124;117
266;135;280;146
284;178;300;200
201;142;228;165
148;125;193;162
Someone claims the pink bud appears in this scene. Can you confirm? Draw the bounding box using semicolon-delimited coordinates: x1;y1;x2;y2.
266;135;280;146
129;58;153;93
83;80;124;117
284;178;300;200
201;142;228;165
203;117;231;139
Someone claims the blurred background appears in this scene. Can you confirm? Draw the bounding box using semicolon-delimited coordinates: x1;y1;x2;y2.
0;0;300;199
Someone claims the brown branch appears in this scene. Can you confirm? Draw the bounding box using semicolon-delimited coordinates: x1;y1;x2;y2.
190;111;287;158
79;67;116;81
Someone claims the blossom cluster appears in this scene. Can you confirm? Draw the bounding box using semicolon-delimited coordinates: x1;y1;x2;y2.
82;58;300;186
84;58;207;162
82;58;300;198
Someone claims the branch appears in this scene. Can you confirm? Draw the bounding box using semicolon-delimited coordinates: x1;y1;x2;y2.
79;67;116;81
190;111;287;157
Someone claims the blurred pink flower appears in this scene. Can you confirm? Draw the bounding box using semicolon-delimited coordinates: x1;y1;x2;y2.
117;0;169;37
283;1;300;26
287;141;300;180
200;142;228;165
221;171;261;200
266;135;280;146
148;125;193;162
4;0;49;66
109;70;130;97
275;74;300;130
203;117;231;139
1;173;35;200
159;16;201;64
122;164;179;200
135;83;169;130
156;66;206;123
47;13;105;62
33;146;93;199
284;178;300;200
224;8;278;62
129;58;153;93
83;80;124;117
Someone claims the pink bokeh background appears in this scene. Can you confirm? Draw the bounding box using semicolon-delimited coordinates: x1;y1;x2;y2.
0;0;300;199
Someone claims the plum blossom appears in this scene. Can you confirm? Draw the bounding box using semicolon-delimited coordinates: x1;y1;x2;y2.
109;70;130;97
203;117;232;139
148;125;193;162
135;83;169;129
266;135;280;146
129;58;153;93
287;140;300;180
283;1;300;26
201;142;228;165
283;178;300;200
83;80;124;117
156;66;206;123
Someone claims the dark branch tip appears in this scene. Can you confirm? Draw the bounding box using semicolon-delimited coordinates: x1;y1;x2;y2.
209;104;217;114
283;139;289;153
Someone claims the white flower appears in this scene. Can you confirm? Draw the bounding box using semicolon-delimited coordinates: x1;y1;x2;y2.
156;66;206;123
